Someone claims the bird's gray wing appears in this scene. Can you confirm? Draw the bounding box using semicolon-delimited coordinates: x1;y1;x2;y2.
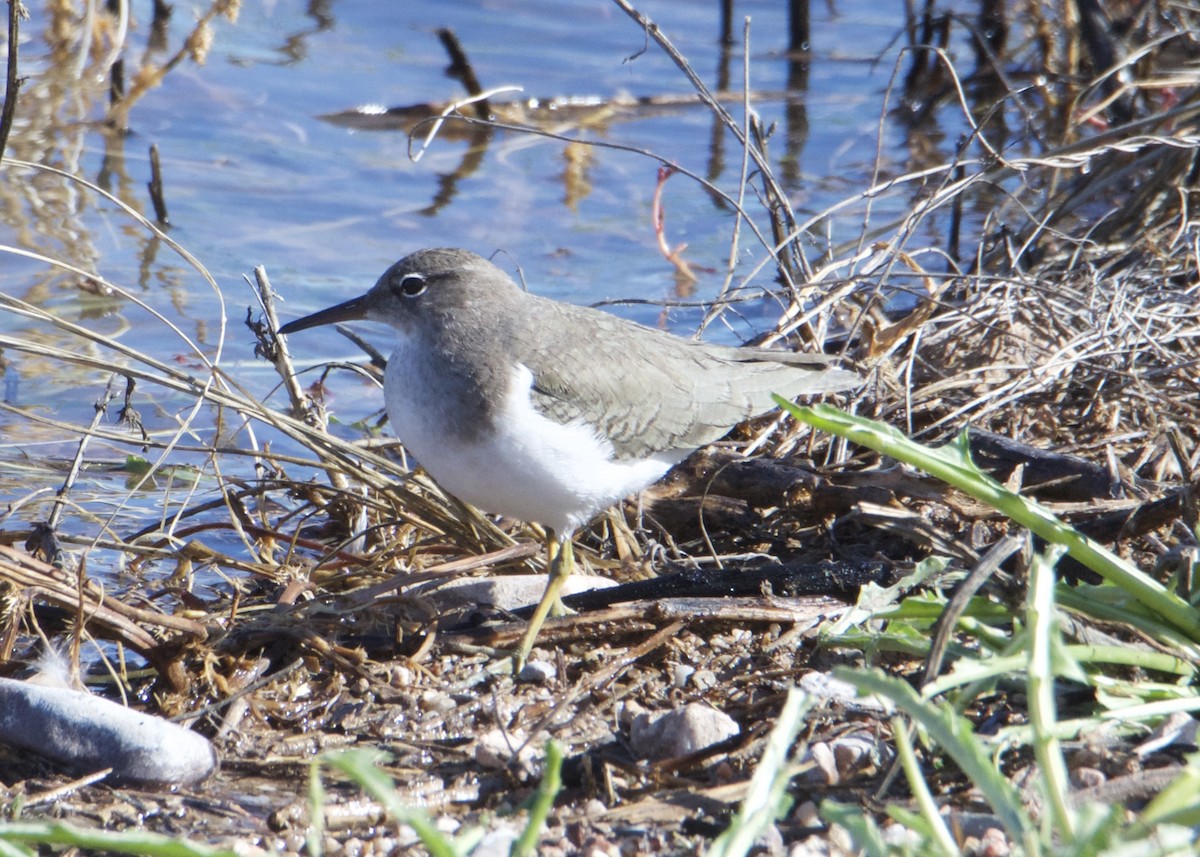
518;299;859;461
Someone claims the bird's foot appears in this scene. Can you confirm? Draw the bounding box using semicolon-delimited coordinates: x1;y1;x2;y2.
511;534;577;671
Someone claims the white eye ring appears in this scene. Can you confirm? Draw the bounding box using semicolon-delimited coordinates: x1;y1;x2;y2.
393;273;427;298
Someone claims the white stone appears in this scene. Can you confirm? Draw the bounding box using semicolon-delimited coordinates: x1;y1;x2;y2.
629;703;739;760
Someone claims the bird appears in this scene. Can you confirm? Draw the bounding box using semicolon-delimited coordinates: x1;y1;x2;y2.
278;247;859;668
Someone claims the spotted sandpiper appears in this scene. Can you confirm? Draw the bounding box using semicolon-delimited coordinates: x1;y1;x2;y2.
279;248;859;667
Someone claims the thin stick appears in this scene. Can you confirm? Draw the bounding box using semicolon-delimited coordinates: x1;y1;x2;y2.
703;16;758;339
609;0;802;272
44;375;120;538
0;0;24;160
251;265;350;496
409;87;522;163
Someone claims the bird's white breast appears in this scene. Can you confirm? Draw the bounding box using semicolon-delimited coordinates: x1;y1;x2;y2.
384;339;681;534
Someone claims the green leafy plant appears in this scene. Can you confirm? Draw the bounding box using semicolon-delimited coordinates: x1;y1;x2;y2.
777;402;1200;855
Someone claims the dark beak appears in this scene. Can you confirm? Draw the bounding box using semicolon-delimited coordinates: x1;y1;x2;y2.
277;294;369;335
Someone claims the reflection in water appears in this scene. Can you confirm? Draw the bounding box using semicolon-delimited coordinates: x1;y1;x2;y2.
245;0;336;66
782;0;810;191
560;138;595;213
418;122;493;218
318;20;817;222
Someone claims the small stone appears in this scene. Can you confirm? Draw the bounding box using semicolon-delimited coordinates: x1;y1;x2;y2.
831;731;887;780
475;727;543;778
786;841;829;857
979;826;1011;857
388;665;415;687
629;703;739;760
754;824;785;857
418;690;456;714
617;699;647;728
396;825;419;848
469;825;519;857
518;659;556;683
791;800;820;827
418;574;616;613
584;798;608;816
801;741;839;785
799;670;893;713
827;823;856;853
1070;766;1106;789
581;834;621;857
882;821;919;848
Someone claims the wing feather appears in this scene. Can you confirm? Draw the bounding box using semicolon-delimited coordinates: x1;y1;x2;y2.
518;297;858;460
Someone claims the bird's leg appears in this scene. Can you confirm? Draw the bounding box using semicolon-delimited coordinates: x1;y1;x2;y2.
513;529;575;670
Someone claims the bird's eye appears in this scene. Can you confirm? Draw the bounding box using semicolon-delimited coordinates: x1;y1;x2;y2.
392;272;427;298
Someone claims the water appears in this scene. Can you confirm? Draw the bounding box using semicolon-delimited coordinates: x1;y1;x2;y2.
0;0;977;581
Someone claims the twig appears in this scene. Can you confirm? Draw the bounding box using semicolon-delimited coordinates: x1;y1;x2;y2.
921;533;1026;688
249;266;352;501
116;375;148;445
709;16;755;334
0;0;25;161
34;376;120;565
101;0;129;76
19;768;114;809
408;87;522;163
0;544;205;652
250;267;313;423
609;0;801;273
609;0;771;192
109;57;125;113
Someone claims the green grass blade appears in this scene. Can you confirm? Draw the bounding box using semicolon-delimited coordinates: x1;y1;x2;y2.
892;717;960;857
1026;544;1075;839
308;751;329;857
832;666;1032;839
322;749;461;857
511;740;564;857
781;402;1200;642
707;687;813;857
820;801;889;857
1135;759;1200;831
0;822;239;857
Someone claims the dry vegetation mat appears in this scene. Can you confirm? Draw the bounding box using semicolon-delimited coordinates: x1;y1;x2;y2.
2;1;1200;855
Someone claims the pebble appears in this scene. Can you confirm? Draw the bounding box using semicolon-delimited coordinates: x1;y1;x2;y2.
0;677;217;786
475;727;544;778
798;670;894;713
518;659;557;683
416;574;617;612
628;703;739;760
469;825;519;857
